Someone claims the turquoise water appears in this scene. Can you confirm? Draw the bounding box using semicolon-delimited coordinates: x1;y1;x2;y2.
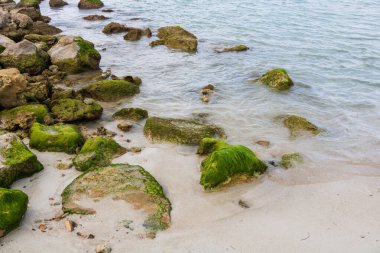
42;0;380;171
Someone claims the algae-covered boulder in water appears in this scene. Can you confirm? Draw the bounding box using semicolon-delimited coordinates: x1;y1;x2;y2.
0;188;28;238
61;164;171;236
47;36;101;73
215;44;249;53
112;107;148;121
73;137;126;172
49;0;68;8
0;104;52;131
256;68;294;91
102;22;128;34
282;115;320;138
198;138;267;190
280;153;304;169
150;26;198;53
80;80;140;102
51;98;103;122
0;132;43;188
78;0;104;9
144;117;224;145
29;122;84;154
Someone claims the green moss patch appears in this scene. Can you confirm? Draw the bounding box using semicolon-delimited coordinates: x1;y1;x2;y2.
112;107;148;121
280;153;304;169
282;115;320;138
80;80;140;102
256;68;294;90
51;98;103;123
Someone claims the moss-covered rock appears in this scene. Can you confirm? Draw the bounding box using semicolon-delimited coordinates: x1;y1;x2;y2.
198;138;267;190
282;115;320;138
102;22;128;34
112;107;148;121
0;104;52;131
29;122;84;154
24;34;58;48
78;0;104;9
256;68;294;91
150;26;198;53
215;44;249;53
61;164;171;236
0;188;28;237
17;0;40;9
51;98;103;122
144;117;224;145
73;137;126;172
80;80;140;102
280;153;304;169
0;132;43;188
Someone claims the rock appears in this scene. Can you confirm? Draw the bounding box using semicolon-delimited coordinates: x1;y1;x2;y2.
255;68;294;91
96;127;116;137
112;108;148;121
51;98;103;123
280;153;304;169
129;147;141;153
51;87;78;100
256;140;270;147
0;34;15;49
201;96;209;103
215;44;249;53
117;123;132;132
61;164;171;235
0;188;28;237
73;136;126;172
282;115;320;138
0;104;52;130
83;15;109;21
31;21;62;35
150;26;198;53
102;22;128;34
17;0;40;9
201;84;214;95
0;39;50;75
0;132;43;188
144;117;224;145
123;28;151;41
49;0;67;8
48;36;101;73
64;220;75;232
78;0;104;9
80;80;140;102
24;34;58;47
197;138;267;190
238;199;250;208
101;8;113;12
124;75;142;85
0;68;28;109
24;74;52;102
56;162;72;170
96;244;112;253
29;122;84;154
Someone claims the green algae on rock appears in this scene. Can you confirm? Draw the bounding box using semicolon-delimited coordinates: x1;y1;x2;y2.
0;104;52;131
24;34;58;48
215;44;249;53
29;122;84;154
282;115;320;138
0;188;28;238
280;153;304;169
198;138;267;190
144;117;224;145
73;137;126;172
0;132;43;188
150;26;198;53
255;68;294;91
51;98;103;122
78;0;104;9
80;80;140;102
61;164;171;236
112;107;148;121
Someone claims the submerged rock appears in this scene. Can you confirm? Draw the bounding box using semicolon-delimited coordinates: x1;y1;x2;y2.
112;107;148;121
144;117;224;145
49;0;67;8
150;26;198;53
61;164;171;235
282;115;320;138
255;68;294;91
215;44;249;53
83;14;109;21
73;136;126;172
78;0;103;9
197;138;267;190
0;68;28;109
0;132;43;188
102;22;128;34
51;98;103;122
0;188;28;237
280;153;304;169
29;122;84;154
80;80;140;102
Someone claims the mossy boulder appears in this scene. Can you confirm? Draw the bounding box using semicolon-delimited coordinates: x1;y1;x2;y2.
112;107;148;121
144;117;224;145
0;132;43;188
0;104;52;131
24;34;58;48
73;137;126;172
17;0;40;9
102;22;128;34
0;188;28;237
280;153;304;169
256;68;294;91
150;26;198;53
61;164;171;236
215;44;249;53
47;36;101;73
282;115;320;138
78;0;104;9
80;80;140;102
29;122;84;154
198;138;267;190
51;98;103;122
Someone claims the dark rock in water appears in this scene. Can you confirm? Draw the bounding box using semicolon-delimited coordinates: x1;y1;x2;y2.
150;26;198;53
215;44;249;53
280;153;304;169
281;115;320;138
102;22;128;34
0;68;28;109
80;80;140;102
256;140;270;147
123;28;151;41
117;123;133;132
112;108;148;121
49;0;67;8
78;0;104;9
50;98;103;123
83;15;109;21
254;68;294;91
101;8;113;12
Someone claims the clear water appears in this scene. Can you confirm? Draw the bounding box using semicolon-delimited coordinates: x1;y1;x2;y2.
41;0;380;173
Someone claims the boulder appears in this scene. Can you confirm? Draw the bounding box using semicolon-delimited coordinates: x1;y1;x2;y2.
282;115;320;138
197;138;267;189
51;98;103;122
29;122;84;154
255;68;294;91
73;137;126;172
61;164;171;236
0;68;28;109
80;80;140;102
78;0;104;9
0;132;43;188
0;39;49;75
123;28;151;41
48;36;101;73
280;153;304;169
24;74;52;102
150;26;198;53
83;14;109;21
49;0;67;8
144;117;224;145
24;34;58;48
215;44;249;53
31;21;62;35
0;34;15;50
112;107;148;121
17;0;40;9
102;22;128;34
0;188;28;237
